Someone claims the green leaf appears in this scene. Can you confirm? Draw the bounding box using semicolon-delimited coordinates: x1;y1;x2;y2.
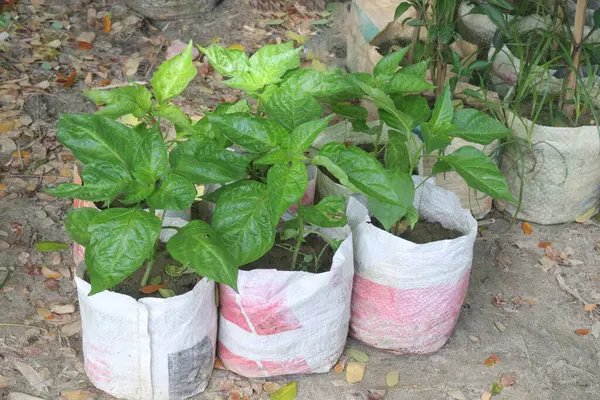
65;208;100;246
595;9;600;30
212;181;275;265
311;155;361;194
170;141;254;183
328;103;369;132
158;288;176;298
290;115;334;152
389;72;435;93
479;3;509;35
374;46;410;77
249;42;302;86
430;84;454;129
400;60;428;76
319;143;404;205
298;196;347;228
155;104;194;136
254;149;291;165
393;94;431;129
47;162;132;202
146;173;196;210
267;162;308;218
131;124;168;184
215;99;252;114
84;84;152;119
151;41;197;104
394;2;412;21
167;220;239;290
264;84;323;132
450;108;510;144
207;113;286;153
368;169;414;230
385;130;410;171
35;241;70;252
57;114;141;169
86;208;161;294
407;19;426;27
270;382;297;400
197;45;250;77
122;182;155;204
420;121;453;153
438;146;512;200
406;205;418;228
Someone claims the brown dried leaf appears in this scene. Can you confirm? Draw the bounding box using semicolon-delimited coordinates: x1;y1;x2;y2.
584;304;597;312
13;360;49;394
41;266;61;279
333;359;344;374
140;284;167;294
44;279;59;291
575;329;590;336
537;241;552;248
345;362;365;384
521;222;533;235
60;389;96;400
484;354;500;367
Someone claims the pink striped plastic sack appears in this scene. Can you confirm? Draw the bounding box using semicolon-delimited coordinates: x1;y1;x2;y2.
347;179;477;354
217;228;354;378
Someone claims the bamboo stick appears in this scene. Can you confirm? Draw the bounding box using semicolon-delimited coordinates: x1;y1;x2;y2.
564;0;587;118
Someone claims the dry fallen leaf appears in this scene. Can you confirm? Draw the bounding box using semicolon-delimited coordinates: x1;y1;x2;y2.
41;266;61;279
346;348;369;362
124;55;142;77
0;375;16;388
56;68;77;88
480;391;492;400
140;284;167;294
77;41;93;50
13;360;49;394
76;31;96;45
500;372;516;387
103;14;111;33
229;43;246;51
345;362;365;384
575;329;590;336
51;304;75;314
333;359;344;374
446;390;466;400
545;246;558;260
484;354;500;367
60;389;96;400
385;370;399;388
269;382;297;400
263;382;282;393
538;241;552;248
575;206;597;223
521;222;533;235
584;304;597;312
214;358;225;369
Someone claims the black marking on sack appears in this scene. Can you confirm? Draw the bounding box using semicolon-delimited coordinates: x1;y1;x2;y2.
168;335;213;399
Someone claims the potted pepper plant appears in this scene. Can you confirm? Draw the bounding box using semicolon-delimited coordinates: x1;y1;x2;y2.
196;41;428;377
309;47;513;353
46;43;245;399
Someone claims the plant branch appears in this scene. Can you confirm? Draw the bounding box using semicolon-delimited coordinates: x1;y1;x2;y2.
290;218;304;270
140;259;155;288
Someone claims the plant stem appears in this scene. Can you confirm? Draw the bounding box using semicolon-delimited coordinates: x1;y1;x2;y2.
290;218;304;270
563;0;587;118
374;120;384;155
140;259;155;288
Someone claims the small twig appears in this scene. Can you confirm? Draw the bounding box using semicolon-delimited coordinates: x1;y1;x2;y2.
0;323;48;333
555;268;588;305
88;81;147;91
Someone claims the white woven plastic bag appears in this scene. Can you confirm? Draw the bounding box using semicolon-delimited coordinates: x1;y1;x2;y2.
217;229;354;378
75;267;217;399
497;113;600;224
347;179;477;353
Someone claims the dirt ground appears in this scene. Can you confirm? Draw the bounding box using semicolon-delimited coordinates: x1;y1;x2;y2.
1;1;600;400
